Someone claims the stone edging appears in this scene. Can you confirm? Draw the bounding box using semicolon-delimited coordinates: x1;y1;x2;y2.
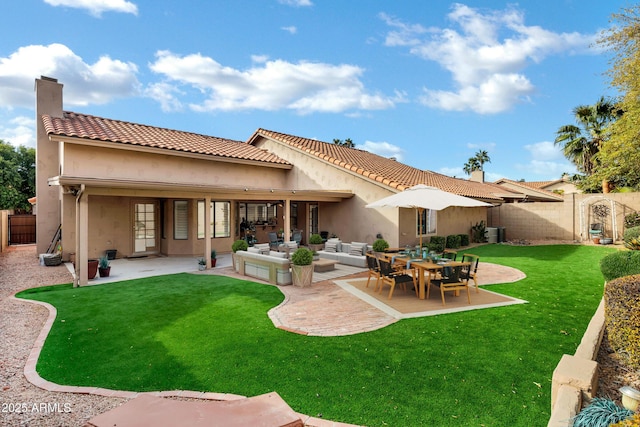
12;294;361;427
548;298;605;427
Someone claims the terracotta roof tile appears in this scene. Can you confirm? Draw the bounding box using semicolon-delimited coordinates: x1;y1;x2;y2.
42;112;290;166
251;129;504;202
494;178;563;200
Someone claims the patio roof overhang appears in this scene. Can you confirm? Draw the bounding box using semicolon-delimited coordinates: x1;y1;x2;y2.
48;175;354;202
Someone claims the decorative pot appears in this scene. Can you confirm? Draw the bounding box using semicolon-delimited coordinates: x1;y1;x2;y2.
87;259;99;280
211;258;217;267
592;236;601;244
98;267;111;278
291;264;313;287
198;264;206;271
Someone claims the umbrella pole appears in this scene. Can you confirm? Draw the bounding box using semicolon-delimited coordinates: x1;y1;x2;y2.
418;208;423;249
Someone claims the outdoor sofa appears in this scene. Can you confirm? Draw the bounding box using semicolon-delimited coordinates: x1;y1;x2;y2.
315;239;370;268
234;245;292;285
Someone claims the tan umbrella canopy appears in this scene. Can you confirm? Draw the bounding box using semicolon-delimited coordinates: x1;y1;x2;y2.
366;184;493;247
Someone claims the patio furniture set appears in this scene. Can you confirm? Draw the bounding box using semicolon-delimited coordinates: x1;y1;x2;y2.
366;248;480;306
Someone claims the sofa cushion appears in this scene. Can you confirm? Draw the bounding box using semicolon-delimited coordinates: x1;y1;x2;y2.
247;247;261;253
254;243;270;255
269;250;288;259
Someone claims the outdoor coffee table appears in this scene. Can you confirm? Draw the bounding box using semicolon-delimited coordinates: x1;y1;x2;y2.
312;258;338;273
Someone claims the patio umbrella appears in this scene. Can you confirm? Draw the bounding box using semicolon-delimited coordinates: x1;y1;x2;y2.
365;184;493;247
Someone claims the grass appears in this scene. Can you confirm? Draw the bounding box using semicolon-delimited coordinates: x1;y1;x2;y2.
16;244;617;426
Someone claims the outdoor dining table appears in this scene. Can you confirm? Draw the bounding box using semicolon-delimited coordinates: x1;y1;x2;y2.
383;254;468;299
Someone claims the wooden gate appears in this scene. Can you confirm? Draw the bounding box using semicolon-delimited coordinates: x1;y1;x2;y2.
8;214;36;244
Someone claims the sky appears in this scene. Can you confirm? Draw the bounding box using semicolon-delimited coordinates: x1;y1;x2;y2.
0;0;632;182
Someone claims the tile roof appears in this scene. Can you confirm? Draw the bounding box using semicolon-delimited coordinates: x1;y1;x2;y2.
250;129;505;202
42;112;291;166
493;178;563;201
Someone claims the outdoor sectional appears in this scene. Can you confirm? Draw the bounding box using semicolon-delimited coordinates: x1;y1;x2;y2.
234;247;292;285
315;239;370;268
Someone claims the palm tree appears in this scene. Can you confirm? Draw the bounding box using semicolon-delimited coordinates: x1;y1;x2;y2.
463;150;491;175
554;97;620;176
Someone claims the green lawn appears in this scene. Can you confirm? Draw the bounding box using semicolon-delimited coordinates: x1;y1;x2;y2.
17;244;616;426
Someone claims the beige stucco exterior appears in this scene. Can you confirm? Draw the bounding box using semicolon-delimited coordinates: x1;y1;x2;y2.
36;77;491;285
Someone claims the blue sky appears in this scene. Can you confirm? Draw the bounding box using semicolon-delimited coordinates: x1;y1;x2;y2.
0;0;630;182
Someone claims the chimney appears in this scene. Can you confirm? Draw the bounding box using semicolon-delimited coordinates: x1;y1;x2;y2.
470;170;485;183
35;76;64;254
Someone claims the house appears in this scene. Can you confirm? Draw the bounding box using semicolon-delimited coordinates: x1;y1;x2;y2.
35;76;504;286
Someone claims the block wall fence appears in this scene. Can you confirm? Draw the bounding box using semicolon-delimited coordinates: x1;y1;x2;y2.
487;193;640;242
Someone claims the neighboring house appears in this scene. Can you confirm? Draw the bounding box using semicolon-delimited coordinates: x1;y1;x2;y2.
492;178;566;202
35;77;503;285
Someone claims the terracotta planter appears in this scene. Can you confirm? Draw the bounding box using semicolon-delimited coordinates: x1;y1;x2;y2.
292;264;313;287
98;267;111;277
87;259;99;280
592;237;601;244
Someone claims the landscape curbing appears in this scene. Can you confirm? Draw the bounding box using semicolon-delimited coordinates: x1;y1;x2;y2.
548;298;605;427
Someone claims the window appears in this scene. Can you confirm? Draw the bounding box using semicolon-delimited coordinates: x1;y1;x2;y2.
238;203;277;224
174;200;188;240
417;209;436;236
198;200;231;239
309;204;318;235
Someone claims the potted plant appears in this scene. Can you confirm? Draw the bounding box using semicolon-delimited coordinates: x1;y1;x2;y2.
87;258;99;280
231;239;248;271
210;249;217;267
308;233;324;252
291;247;314;287
312;250;319;261
197;258;206;271
98;255;111;277
372;238;389;254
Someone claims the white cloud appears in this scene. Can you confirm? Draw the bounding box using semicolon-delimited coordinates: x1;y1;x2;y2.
438;166;464;178
278;0;312;6
358;140;404;162
144;82;184;112
515;140;577;178
467;141;496;150
382;4;596;114
148;51;399;114
0;43;140;109
282;26;297;34
0;115;35;148
43;0;138;17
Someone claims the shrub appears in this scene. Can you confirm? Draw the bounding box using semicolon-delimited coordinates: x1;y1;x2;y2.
471;221;486;243
309;233;323;245
98;256;110;269
625;212;640;229
446;234;461;249
210;249;217;259
604;274;640;370
572;397;633;427
291;247;313;265
429;236;445;253
624;226;640;250
600;251;640;281
231;239;248;252
372;239;389;252
458;233;470;247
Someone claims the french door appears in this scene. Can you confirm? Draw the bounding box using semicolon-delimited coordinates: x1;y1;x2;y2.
133;201;159;254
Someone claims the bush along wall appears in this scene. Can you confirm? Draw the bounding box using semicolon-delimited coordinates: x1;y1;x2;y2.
446;234;461;249
458;233;470;247
429;236;445;253
600;251;640;282
604;274;640;371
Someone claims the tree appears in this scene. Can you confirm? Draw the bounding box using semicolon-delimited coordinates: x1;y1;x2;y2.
333;138;355;148
588;6;640;191
463;150;491;175
554;97;620;184
0;140;35;213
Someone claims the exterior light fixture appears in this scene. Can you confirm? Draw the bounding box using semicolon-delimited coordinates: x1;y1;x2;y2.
620;386;640;412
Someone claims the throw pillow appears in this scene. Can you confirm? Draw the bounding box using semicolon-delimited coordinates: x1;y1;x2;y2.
324;242;337;252
350;242;368;256
247;247;260;253
269;251;287;259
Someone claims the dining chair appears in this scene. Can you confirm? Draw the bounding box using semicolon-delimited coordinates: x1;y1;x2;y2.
443;249;458;261
378;258;417;300
461;253;480;292
365;252;382;291
429;263;471;306
292;230;303;245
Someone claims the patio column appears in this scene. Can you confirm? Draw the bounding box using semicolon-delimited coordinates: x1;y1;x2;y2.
76;187;88;287
283;199;291;242
205;196;212;268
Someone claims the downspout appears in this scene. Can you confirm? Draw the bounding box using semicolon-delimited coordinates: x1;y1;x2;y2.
73;184;85;288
